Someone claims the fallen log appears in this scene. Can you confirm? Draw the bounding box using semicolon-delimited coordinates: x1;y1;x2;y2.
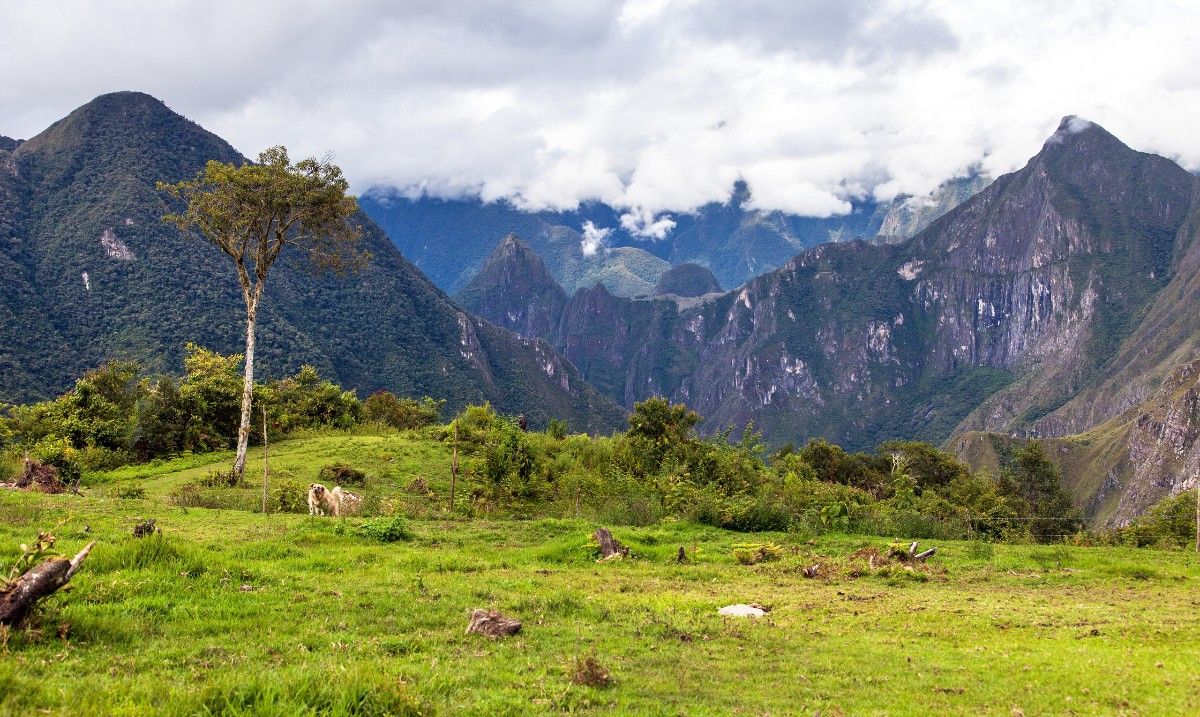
0;541;95;627
594;528;629;561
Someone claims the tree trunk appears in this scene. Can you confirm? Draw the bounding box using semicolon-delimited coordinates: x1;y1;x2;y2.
594;527;629;560
0;542;95;627
232;304;258;480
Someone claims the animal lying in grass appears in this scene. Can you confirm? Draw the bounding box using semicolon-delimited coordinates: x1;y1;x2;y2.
307;483;361;517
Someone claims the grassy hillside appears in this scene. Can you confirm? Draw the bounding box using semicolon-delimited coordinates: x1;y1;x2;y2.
3;431;1200;715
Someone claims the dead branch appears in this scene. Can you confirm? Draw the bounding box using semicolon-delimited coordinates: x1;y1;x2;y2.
0;541;95;626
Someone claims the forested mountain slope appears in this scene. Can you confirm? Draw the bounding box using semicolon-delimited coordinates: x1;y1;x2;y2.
0;92;623;432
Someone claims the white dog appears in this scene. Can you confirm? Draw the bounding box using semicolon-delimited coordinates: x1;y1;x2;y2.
307;483;338;516
333;486;362;515
307;483;361;516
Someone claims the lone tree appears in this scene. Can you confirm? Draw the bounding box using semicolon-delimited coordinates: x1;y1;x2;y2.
159;147;367;480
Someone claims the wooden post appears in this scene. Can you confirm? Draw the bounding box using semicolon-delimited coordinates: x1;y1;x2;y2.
261;405;269;515
449;420;458;513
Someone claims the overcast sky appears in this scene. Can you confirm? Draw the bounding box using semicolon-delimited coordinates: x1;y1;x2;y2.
3;0;1199;231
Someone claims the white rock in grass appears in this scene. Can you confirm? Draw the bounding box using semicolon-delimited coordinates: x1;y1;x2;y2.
718;603;767;618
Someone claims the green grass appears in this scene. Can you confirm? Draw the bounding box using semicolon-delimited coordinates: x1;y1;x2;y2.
3;432;1200;715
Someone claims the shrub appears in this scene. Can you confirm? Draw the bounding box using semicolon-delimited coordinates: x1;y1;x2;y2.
274;479;309;513
482;418;539;498
546;418;568;440
29;437;81;487
358;516;413;543
116;484;146;500
732;542;783;565
724;493;792;532
318;462;367;486
1116;490;1196;548
200;468;242;488
362;392;442;430
268;365;361;432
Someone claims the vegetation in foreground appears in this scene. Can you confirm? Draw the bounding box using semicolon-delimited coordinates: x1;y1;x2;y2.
3;352;1196;549
2;473;1199;716
0;419;1197;714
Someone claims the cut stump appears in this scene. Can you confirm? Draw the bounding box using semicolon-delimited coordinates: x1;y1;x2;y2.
594;528;629;561
466;608;521;638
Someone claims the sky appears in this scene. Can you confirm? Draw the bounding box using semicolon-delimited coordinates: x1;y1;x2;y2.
3;0;1200;236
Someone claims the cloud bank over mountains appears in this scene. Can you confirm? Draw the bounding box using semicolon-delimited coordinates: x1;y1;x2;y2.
4;0;1200;227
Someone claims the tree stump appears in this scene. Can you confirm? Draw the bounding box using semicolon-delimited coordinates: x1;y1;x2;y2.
594;528;629;561
0;542;95;627
465;608;521;638
4;458;67;494
132;519;158;538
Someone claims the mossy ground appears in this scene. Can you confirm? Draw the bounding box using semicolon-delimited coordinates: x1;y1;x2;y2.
2;430;1199;715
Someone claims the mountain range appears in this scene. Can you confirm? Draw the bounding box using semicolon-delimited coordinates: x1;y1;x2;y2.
5;92;1199;526
0;92;622;432
457;117;1200;525
361;175;988;299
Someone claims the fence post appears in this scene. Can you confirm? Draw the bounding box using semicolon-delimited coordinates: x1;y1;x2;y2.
261;405;269;515
449;420;458;513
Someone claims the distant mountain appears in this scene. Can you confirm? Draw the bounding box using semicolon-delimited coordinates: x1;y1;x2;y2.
456;235;567;340
0;92;623;432
653;263;722;298
457;117;1200;524
874;174;992;243
364;173;989;298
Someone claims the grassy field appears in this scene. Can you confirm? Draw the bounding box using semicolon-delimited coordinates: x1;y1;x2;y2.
2;431;1200;716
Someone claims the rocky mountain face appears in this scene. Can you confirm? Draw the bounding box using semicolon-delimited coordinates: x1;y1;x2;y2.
0;136;21;152
953;357;1200;527
461;117;1200;523
652;263;722;298
0;92;623;432
456;235;567;340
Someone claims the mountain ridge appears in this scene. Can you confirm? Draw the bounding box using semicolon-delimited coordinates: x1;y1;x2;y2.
458;116;1200;523
0;91;624;432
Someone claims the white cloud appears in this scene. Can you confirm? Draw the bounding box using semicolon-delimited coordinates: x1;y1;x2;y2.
580;220;612;257
3;1;1200;218
619;207;677;240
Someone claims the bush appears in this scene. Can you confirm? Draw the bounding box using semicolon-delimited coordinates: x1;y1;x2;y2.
546;418;568;440
318;462;367;486
358;516;413;543
274;479;309;513
116;483;146;500
268;365;361;432
200;468;242;488
362;392;442;430
732;542;783;565
1117;490;1196;548
29;437;82;487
